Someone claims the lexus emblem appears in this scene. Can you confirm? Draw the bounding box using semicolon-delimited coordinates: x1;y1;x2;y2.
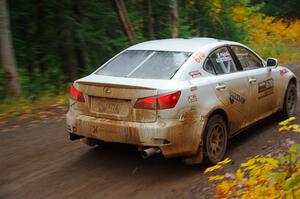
104;87;112;94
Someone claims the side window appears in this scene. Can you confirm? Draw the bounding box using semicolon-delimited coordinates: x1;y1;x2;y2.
209;47;237;75
231;46;263;70
203;58;215;74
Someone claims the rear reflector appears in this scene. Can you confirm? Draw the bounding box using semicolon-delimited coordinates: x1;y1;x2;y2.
69;85;85;102
134;91;181;110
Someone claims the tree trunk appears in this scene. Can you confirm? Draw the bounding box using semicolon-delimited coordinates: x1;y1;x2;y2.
0;0;22;96
146;0;154;39
114;0;137;44
170;0;178;38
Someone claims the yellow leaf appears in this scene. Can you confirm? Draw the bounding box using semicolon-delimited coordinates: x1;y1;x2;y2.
247;177;257;185
208;175;225;181
264;157;279;167
217;158;232;165
279;117;296;126
204;164;223;174
216;182;231;197
279;126;290;131
241;157;258;168
236;169;244;180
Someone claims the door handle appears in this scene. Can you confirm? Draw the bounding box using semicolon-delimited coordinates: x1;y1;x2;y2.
249;78;257;84
216;84;226;91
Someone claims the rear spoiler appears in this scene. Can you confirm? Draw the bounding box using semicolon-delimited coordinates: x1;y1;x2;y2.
76;81;155;90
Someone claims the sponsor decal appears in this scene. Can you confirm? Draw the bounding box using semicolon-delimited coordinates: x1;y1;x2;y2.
279;68;288;75
193;52;205;63
216;51;232;63
189;70;202;78
229;90;246;104
188;94;197;103
258;78;274;99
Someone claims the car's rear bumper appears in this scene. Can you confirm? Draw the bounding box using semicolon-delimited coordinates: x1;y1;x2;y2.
66;110;205;158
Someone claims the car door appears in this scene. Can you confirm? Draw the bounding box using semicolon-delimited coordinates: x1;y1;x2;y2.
204;46;252;133
230;45;280;124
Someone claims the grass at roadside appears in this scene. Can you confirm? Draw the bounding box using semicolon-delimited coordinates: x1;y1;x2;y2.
0;92;68;121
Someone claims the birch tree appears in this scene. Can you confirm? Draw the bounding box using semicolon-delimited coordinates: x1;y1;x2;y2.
170;0;178;38
146;0;154;39
0;0;22;96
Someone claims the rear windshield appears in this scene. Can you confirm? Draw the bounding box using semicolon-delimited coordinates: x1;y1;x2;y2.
95;50;192;79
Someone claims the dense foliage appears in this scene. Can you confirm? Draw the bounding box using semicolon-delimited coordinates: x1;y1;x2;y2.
205;117;300;198
252;0;300;19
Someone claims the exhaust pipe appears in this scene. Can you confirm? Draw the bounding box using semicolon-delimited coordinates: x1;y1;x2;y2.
141;148;161;158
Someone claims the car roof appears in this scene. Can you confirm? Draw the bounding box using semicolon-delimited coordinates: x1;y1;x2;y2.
127;37;232;52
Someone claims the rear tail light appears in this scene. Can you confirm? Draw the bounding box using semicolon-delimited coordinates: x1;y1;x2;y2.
134;96;157;110
134;91;181;110
69;85;85;102
158;91;181;109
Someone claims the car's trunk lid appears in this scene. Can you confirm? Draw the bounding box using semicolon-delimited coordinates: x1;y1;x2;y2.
75;80;158;122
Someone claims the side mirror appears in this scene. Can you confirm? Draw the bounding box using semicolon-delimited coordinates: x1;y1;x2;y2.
266;58;278;67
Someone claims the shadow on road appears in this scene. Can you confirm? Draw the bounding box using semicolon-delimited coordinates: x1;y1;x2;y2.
64;142;205;178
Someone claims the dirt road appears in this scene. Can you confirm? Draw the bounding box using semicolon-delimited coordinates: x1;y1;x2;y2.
1;63;300;199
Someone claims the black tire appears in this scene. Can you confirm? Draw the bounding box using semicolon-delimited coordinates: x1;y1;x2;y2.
281;82;297;118
203;114;228;164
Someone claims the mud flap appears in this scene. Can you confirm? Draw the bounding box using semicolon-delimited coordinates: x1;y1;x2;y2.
182;145;203;165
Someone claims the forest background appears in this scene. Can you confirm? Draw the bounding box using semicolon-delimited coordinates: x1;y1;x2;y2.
1;0;300;117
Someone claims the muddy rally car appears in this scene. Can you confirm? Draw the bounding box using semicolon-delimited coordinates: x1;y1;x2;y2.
66;38;297;164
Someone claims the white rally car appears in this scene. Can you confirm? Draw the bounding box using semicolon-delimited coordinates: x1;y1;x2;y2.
66;38;297;164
